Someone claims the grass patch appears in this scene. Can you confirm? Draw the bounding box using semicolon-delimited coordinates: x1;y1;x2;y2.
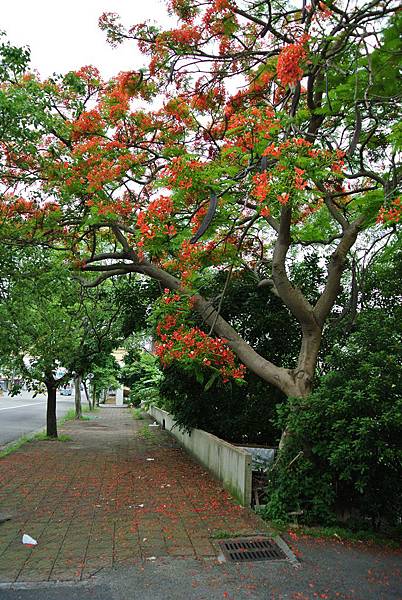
0;435;31;458
211;530;241;540
131;408;145;420
211;529;273;540
0;431;72;458
59;408;76;423
137;424;154;439
59;405;97;424
34;432;72;442
290;524;402;549
259;517;402;549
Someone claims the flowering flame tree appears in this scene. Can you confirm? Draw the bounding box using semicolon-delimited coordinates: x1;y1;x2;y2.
0;3;400;441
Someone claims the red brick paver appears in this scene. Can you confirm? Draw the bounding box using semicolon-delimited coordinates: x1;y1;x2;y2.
0;409;266;582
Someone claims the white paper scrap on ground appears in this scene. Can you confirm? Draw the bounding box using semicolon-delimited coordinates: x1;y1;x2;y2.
149;422;159;427
146;556;156;560
146;458;155;461
22;534;37;546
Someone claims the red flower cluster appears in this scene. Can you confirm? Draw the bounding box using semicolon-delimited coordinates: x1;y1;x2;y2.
277;192;290;205
152;288;246;382
377;197;401;225
71;110;104;141
202;0;237;37
294;167;307;190
0;196;60;221
164;157;205;194
277;36;309;88
331;149;346;174
252;172;271;202
167;0;197;21
136;195;176;245
155;319;246;382
74;66;102;87
168;24;202;47
317;1;333;18
224;107;276;152
164;97;193;126
87;197;134;218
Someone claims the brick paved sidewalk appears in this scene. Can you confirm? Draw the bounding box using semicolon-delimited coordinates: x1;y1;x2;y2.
0;409;266;583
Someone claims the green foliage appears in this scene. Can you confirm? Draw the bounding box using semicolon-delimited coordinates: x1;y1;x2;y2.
0;33;30;81
156;268;303;442
112;277;160;338
0;434;32;458
157;263;329;442
123;351;163;407
0;247;127;397
160;364;283;444
0;248;82;386
91;355;121;401
263;310;402;527
137;424;155;440
286;524;402;549
59;405;95;423
131;408;145;420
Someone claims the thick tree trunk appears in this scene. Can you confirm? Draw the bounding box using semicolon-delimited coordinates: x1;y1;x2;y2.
74;375;82;419
278;326;320;450
45;379;58;438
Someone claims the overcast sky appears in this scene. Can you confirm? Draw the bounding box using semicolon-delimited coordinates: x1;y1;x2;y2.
1;0;170;78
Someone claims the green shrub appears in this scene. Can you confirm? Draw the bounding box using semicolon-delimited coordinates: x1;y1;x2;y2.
160;364;284;444
263;311;402;528
125;352;163;408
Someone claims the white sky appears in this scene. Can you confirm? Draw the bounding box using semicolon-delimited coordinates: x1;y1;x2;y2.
1;0;171;79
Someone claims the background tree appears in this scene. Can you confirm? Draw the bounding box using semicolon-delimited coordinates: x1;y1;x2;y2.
63;281;131;415
0;250;81;437
90;355;121;406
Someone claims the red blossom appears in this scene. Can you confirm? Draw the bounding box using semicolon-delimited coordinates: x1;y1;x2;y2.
252;172;271;202
277;36;309;88
377;197;401;225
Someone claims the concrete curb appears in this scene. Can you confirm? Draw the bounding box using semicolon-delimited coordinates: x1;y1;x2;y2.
0;426;44;453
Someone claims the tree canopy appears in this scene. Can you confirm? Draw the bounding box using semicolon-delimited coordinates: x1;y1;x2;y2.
0;1;400;405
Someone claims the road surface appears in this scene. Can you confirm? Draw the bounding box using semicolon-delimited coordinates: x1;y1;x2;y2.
0;392;75;447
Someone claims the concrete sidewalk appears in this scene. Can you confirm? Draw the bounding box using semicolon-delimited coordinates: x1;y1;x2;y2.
0;409;401;599
0;409;264;583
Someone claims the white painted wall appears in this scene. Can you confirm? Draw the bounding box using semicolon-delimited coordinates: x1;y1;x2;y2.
115;387;124;406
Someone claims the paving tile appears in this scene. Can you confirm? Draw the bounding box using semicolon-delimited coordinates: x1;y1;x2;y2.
0;408;265;582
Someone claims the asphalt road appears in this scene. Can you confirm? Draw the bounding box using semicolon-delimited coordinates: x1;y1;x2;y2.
0;393;75;447
0;546;401;600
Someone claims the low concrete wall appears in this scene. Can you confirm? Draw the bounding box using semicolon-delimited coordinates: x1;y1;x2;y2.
147;405;252;506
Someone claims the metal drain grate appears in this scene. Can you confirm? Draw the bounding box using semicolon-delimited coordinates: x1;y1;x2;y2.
218;537;287;562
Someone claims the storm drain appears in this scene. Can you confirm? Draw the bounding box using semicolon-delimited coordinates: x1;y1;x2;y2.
218;537;287;562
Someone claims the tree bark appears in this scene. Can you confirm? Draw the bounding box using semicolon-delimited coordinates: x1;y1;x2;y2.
84;220;363;401
83;380;93;410
92;383;98;407
74;374;82;419
45;378;58;438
